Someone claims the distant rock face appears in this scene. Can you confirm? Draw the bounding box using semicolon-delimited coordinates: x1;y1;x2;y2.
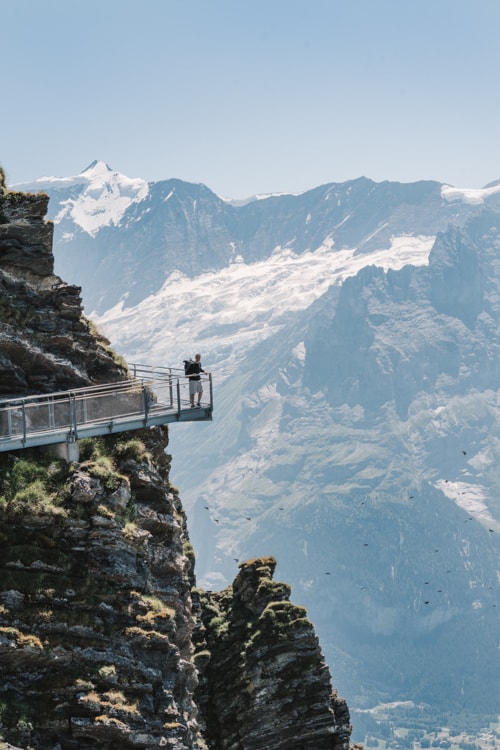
194;557;352;750
0;190;127;397
429;222;485;327
304;211;500;418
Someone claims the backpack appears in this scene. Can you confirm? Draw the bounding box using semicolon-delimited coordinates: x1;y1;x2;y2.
184;359;195;376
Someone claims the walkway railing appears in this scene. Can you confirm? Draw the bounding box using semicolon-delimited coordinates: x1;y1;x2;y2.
0;364;212;453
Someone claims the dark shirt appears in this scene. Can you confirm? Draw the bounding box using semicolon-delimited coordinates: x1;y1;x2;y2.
188;362;204;380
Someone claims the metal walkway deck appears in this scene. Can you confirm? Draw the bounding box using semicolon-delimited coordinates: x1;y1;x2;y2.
0;364;212;454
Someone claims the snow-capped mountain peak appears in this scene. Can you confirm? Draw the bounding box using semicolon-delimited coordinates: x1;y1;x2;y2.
15;161;149;237
80;159;113;176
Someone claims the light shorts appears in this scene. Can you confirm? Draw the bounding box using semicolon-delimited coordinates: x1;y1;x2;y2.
189;380;203;395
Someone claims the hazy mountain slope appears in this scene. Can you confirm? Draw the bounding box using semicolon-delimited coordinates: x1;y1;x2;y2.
306;213;500;416
156;214;500;723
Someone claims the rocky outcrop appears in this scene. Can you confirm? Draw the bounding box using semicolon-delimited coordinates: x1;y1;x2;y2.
0;187;354;750
0;190;127;397
0;429;205;750
193;557;352;750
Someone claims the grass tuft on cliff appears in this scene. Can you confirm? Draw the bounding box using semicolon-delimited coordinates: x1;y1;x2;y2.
0;451;71;518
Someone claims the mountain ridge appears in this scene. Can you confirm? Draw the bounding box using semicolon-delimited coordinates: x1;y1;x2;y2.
13;162;492;315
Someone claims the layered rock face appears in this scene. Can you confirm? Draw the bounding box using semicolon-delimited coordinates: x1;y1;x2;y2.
0;187;353;749
194;557;352;750
0;429;204;750
0;190;127;397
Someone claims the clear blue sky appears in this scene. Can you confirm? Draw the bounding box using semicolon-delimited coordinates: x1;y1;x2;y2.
2;0;500;198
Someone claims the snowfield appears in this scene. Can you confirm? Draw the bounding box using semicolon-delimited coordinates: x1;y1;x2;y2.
94;234;435;380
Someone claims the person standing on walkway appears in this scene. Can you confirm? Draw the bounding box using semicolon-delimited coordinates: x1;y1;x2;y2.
187;353;207;407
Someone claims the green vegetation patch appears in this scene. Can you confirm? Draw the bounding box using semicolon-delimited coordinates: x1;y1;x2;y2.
246;600;312;646
114;437;151;463
0;452;71;519
78;438;129;494
0;695;37;732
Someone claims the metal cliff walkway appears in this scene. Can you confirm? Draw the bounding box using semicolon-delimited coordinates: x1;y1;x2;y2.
0;364;212;455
